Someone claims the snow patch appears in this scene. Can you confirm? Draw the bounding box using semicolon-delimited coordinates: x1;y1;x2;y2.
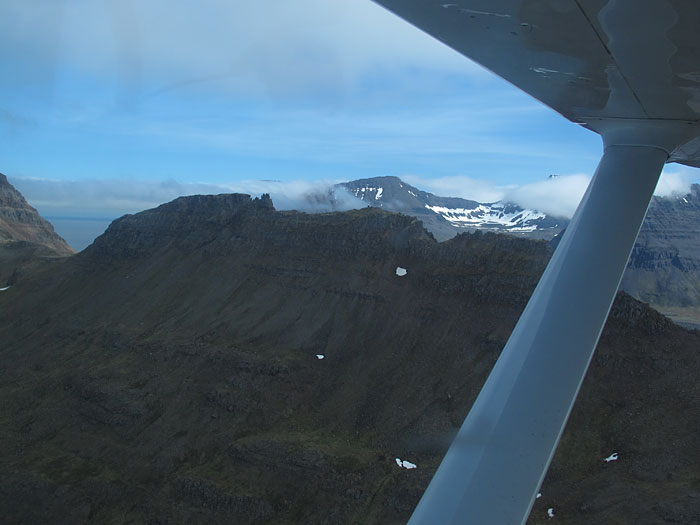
683;197;689;204
316;354;325;360
603;452;618;463
547;508;555;519
424;203;545;232
537;493;542;499
395;458;417;469
395;267;407;277
0;286;10;291
408;190;417;197
351;186;382;202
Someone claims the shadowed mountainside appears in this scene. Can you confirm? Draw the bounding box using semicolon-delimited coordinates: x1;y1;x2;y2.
1;193;699;524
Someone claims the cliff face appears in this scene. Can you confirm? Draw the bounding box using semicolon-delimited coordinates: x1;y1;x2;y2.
1;194;698;524
0;173;74;255
547;184;700;326
0;173;75;287
617;183;700;328
621;184;700;308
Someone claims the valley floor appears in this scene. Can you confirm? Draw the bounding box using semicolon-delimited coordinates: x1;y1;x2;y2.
656;306;700;330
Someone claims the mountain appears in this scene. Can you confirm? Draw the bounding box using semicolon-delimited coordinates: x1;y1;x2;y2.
620;183;700;327
351;174;699;327
0;173;74;254
337;176;567;241
549;183;700;328
1;193;699;524
0;173;75;287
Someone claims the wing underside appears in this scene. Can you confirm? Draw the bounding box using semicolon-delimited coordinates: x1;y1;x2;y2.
373;0;700;166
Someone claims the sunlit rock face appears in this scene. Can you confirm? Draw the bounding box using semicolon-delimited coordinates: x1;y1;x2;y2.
0;173;75;287
0;173;74;255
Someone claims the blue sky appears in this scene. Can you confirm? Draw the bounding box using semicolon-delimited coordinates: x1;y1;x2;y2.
1;0;698;249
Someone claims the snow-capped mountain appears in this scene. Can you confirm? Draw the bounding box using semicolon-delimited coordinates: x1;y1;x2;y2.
337;176;566;241
422;203;547;232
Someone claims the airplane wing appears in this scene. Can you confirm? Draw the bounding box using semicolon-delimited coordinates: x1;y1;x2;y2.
374;0;700;166
371;1;700;523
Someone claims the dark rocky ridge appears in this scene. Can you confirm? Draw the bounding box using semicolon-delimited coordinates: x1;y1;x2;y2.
1;193;699;524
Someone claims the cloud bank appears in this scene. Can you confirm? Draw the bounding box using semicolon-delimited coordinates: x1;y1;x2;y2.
403;167;695;218
1;0;477;104
402;173;590;217
503;175;591;218
10;167;697;227
653;168;694;198
10;176;364;219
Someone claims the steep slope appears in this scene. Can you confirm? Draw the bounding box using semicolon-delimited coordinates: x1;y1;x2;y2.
339;176;566;241
550;184;700;328
0;194;698;524
0;173;75;286
620;183;700;326
0;173;74;255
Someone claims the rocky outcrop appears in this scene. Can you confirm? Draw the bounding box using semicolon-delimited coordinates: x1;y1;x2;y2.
88;193;275;259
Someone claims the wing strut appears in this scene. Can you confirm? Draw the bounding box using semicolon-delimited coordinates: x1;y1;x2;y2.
368;1;700;521
408;124;694;524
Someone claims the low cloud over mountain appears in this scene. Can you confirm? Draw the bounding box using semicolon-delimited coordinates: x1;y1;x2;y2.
404;168;696;219
9;177;363;219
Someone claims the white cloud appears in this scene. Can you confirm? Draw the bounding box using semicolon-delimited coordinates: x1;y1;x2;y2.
223;179;364;212
0;0;480;103
10;177;225;216
8;174;591;222
405;166;700;220
12;165;699;227
401;174;512;203
400;173;591;218
504;174;591;218
654;167;694;198
9;176;363;218
502;167;699;217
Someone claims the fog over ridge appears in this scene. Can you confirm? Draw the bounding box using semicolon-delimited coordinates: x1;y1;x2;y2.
404;168;695;218
10;167;695;225
9;176;366;220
